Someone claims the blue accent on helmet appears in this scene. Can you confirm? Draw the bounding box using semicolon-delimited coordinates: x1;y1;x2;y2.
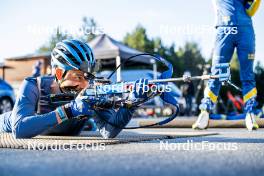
51;51;75;70
69;40;88;61
59;42;83;64
51;39;96;72
53;48;79;69
81;41;95;65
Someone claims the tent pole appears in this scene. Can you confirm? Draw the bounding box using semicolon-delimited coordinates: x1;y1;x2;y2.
116;55;121;82
150;59;157;80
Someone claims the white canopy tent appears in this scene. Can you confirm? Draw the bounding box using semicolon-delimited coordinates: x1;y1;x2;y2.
88;34;153;81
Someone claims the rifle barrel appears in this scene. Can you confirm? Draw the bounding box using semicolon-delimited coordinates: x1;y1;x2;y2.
149;75;219;83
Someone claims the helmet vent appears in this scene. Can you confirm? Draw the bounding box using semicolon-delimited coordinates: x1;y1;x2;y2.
66;42;85;62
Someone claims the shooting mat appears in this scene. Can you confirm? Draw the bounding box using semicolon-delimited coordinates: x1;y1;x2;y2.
0;130;217;150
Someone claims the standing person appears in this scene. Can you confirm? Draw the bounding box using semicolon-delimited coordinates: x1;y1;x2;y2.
192;0;261;131
32;60;42;77
181;71;195;116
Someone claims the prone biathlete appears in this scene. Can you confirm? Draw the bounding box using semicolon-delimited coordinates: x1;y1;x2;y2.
0;39;148;138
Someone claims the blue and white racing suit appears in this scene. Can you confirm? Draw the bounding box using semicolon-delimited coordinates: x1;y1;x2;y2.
201;0;258;113
0;75;134;138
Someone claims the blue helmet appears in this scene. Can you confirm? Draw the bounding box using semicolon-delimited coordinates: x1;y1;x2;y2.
51;39;96;73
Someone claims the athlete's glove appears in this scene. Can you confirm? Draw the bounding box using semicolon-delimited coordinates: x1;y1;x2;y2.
133;78;149;99
54;96;94;124
55;88;98;123
65;97;94;117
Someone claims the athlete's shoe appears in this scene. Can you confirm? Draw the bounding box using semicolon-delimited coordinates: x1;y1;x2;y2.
245;113;259;131
192;110;209;130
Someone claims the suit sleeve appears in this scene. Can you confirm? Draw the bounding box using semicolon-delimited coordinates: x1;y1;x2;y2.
11;78;58;138
94;107;135;138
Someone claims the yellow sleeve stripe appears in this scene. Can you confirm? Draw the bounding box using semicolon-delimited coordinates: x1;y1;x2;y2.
243;87;257;103
246;0;261;17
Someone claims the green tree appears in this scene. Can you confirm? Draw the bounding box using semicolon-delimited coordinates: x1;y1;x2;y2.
37;17;98;53
79;17;98;42
37;27;69;53
123;24;154;53
176;42;205;76
123;25;207;78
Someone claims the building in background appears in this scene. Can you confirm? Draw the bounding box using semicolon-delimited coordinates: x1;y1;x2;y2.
3;53;50;92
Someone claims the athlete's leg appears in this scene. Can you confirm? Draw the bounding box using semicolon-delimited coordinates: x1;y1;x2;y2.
236;26;258;130
193;27;236;129
237;26;257;111
201;27;236;111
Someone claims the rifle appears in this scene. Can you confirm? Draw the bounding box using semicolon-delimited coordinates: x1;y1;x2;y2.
48;54;235;128
49;63;231;107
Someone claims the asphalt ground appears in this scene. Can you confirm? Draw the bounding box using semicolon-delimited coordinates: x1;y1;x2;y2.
1;127;264;176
